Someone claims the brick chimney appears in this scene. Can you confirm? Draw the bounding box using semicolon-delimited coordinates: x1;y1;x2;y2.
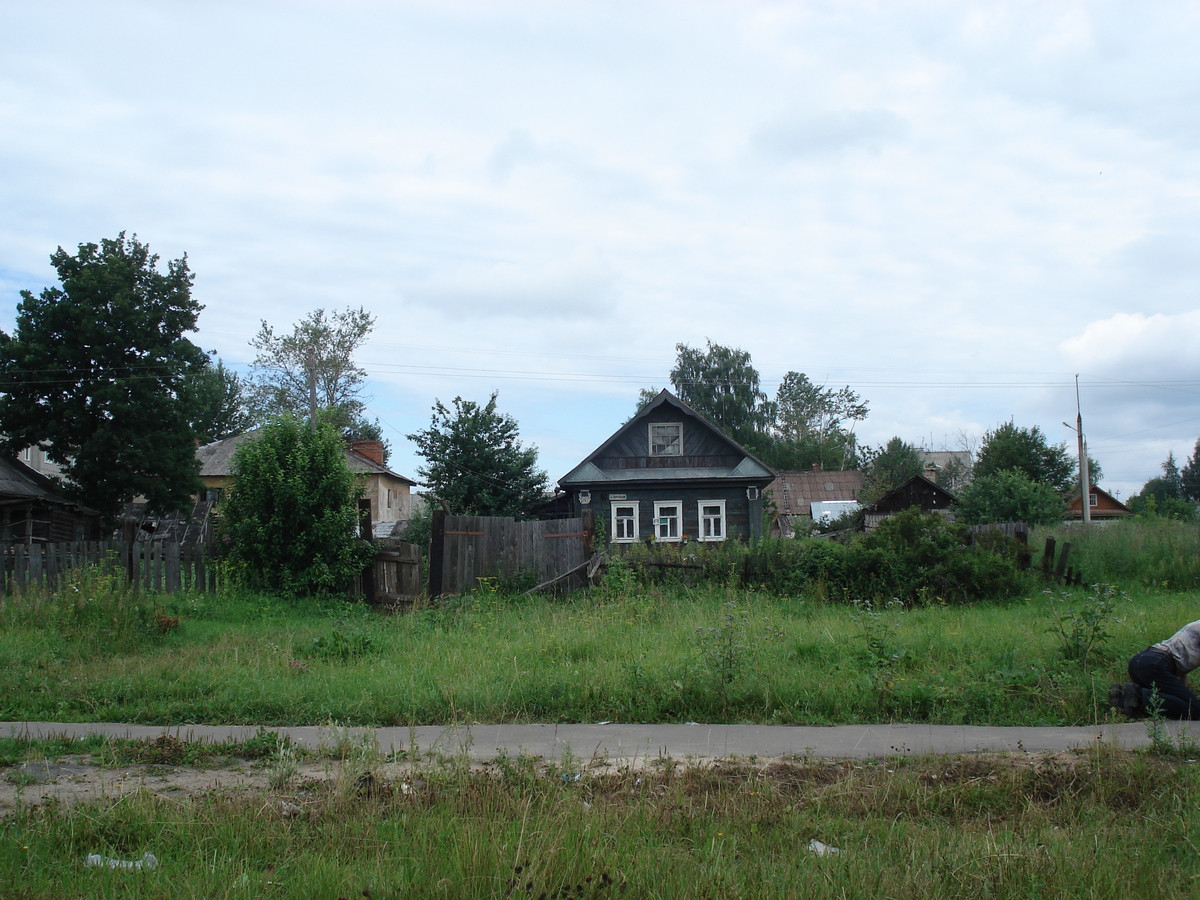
350;440;385;466
923;464;939;484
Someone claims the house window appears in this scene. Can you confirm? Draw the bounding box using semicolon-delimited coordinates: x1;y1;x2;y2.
698;500;726;541
1089;493;1098;507
612;502;640;542
649;423;682;457
653;501;682;541
20;446;32;463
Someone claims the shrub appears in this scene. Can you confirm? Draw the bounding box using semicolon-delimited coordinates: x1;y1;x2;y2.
604;509;1029;605
219;414;375;598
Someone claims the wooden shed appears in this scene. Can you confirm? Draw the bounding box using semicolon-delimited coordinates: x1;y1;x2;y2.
0;455;101;543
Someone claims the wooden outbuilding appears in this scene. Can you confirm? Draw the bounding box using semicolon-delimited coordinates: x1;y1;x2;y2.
0;455;101;543
864;474;957;529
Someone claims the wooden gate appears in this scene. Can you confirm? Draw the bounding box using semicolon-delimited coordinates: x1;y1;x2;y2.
427;511;594;598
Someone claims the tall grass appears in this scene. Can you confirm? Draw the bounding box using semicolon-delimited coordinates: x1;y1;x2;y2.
0;576;1184;727
1037;518;1200;589
4;744;1199;899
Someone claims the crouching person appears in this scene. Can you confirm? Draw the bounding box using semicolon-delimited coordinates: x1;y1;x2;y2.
1110;619;1200;720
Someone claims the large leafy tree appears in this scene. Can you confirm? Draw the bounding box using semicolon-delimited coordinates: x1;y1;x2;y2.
668;341;770;445
181;357;252;445
248;307;376;433
769;371;867;470
219;414;374;597
860;437;924;502
955;470;1065;526
973;422;1075;494
0;233;207;519
408;392;548;518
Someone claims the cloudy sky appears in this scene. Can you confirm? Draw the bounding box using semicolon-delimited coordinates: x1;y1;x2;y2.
2;1;1199;501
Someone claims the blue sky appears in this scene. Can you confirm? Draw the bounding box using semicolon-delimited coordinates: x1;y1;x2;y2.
2;1;1199;501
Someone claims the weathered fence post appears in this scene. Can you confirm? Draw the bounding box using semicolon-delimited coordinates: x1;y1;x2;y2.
428;509;447;600
1041;538;1056;577
1053;542;1072;584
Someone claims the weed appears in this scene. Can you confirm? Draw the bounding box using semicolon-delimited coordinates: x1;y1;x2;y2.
267;741;299;790
294;628;377;663
1050;583;1127;666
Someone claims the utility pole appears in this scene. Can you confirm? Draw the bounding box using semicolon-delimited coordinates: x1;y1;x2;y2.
1070;375;1090;525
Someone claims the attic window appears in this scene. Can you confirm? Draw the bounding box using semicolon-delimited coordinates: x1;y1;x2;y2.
650;423;682;457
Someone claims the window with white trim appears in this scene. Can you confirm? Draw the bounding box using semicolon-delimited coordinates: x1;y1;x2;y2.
1089;493;1098;507
698;500;726;541
653;501;682;541
649;423;682;457
611;502;640;543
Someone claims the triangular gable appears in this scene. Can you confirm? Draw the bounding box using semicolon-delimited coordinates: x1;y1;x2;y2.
871;474;957;513
558;389;775;486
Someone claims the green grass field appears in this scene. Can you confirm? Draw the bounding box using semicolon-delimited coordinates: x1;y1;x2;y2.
0;574;1192;727
4;518;1200;897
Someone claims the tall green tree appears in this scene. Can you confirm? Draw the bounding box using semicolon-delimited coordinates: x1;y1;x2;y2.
1129;451;1193;518
955;470;1065;526
248;307;375;432
219;414;374;597
770;371;867;470
1181;438;1200;502
0;233;206;519
181;357;252;445
668;341;770;445
407;392;548;518
860;437;923;502
973;422;1075;494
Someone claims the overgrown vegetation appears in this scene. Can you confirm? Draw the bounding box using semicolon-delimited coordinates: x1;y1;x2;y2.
1;517;1197;729
617;508;1031;605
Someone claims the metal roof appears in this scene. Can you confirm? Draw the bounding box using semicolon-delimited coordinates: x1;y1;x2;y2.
768;469;864;516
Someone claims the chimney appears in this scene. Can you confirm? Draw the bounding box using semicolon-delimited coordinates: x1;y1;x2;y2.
924;464;939;484
811;463;820;471
351;440;385;466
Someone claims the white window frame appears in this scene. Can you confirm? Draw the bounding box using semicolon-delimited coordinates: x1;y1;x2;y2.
1089;493;1098;507
653;500;683;542
611;501;640;543
697;499;727;542
649;422;683;457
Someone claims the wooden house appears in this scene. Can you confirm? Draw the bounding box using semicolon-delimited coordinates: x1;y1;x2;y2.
196;433;416;533
0;455;101;543
1066;486;1132;521
864;474;957;529
557;389;776;543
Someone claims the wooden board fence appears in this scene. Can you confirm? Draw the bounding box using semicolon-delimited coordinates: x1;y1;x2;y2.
428;511;594;598
1;540;218;596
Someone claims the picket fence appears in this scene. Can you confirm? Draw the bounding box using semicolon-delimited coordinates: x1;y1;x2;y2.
0;540;217;597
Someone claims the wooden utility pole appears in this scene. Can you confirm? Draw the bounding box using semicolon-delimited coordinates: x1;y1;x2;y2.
1075;376;1090;525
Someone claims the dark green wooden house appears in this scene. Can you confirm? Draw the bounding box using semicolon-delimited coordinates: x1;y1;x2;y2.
557;389;776;544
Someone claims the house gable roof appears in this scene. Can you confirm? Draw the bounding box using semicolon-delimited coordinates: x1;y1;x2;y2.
0;455;100;516
558;389;775;487
1067;485;1132;518
869;474;958;513
197;431;415;485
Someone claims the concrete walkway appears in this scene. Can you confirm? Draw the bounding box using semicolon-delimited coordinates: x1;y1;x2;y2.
5;720;1199;763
